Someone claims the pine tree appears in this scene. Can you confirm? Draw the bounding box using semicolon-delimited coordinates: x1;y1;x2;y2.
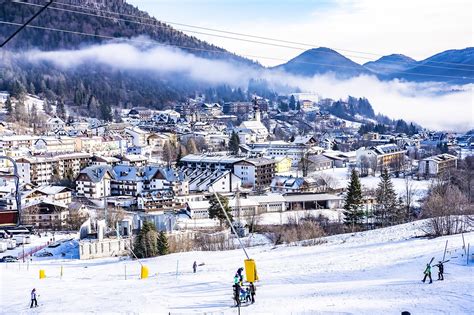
43;99;52;115
296;100;301;111
4;96;13;117
344;169;364;231
30;104;38;127
133;221;159;258
99;102;112;121
56;101;66;120
208;193;233;227
14;100;26;122
289;95;296;110
229;131;240;154
157;231;169;255
375;168;398;227
279;101;289;112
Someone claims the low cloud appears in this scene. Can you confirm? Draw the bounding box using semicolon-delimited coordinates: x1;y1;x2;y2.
24;40;473;131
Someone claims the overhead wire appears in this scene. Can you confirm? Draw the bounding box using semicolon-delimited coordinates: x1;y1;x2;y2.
0;20;472;81
41;0;474;69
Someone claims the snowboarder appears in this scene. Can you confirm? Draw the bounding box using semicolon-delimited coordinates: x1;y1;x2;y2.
30;288;38;308
249;282;256;304
422;263;432;284
193;261;197;273
433;261;444;280
236;267;244;283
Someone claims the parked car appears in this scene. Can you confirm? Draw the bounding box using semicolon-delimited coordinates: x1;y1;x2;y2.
36;251;53;257
1;255;18;262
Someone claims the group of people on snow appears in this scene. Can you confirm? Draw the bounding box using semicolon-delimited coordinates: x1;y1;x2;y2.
232;267;256;306
422;261;445;284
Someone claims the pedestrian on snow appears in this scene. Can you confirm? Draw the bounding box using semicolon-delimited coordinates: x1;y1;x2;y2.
422;263;432;284
434;261;444;280
193;261;197;273
30;288;38;308
236;267;244;283
232;282;241;306
245;287;251;303
249;282;256;304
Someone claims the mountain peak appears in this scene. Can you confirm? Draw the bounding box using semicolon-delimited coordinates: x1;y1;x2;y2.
273;47;370;78
363;54;417;74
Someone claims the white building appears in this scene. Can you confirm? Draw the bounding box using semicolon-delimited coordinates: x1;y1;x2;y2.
418;153;458;177
76;166;114;199
46;117;66;132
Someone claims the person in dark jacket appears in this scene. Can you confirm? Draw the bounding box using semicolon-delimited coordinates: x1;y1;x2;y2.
434;261;444;280
232;283;241;306
236;267;244;283
249;282;256;303
30;288;38;308
422;264;432;284
193;261;197;273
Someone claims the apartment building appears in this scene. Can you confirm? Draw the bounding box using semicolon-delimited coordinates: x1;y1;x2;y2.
234;157;276;190
16;153;91;185
356;144;406;172
418;153;458;178
75;166;114;199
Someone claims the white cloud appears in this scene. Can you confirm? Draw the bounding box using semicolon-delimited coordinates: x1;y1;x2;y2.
24;42;473;131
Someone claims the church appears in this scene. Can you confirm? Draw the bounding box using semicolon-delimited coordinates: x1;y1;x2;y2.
234;98;269;144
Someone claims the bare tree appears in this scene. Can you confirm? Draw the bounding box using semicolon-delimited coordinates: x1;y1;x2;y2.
402;176;418;222
359;155;370;177
423;183;473;236
368;155;378;176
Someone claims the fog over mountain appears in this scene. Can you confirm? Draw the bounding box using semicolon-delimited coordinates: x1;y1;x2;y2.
0;0;472;131
20;40;473;131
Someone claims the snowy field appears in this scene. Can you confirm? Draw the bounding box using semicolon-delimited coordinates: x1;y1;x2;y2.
1;221;473;314
313;168;431;205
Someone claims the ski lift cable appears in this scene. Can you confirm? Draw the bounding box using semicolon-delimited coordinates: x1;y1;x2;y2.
0;0;54;48
15;1;474;72
28;0;474;69
210;188;250;260
0;20;471;81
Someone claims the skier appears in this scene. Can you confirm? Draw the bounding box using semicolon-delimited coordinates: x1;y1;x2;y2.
433;261;444;280
30;288;38;308
422;263;432;284
193;261;197;273
249;282;256;304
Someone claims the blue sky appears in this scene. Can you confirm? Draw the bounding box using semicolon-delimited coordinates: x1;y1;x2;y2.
127;0;472;66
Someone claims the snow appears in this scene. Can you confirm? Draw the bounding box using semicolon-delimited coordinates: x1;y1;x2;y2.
1;221;473;314
314;167;431;205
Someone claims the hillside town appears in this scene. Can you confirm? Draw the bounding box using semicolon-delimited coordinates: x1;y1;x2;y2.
0;90;472;260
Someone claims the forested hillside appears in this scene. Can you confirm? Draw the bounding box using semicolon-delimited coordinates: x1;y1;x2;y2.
0;0;259;115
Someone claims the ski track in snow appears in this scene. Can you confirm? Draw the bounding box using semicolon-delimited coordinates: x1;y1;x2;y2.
1;221;473;314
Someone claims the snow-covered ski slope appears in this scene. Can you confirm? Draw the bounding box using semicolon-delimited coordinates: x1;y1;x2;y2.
1;221;473;314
